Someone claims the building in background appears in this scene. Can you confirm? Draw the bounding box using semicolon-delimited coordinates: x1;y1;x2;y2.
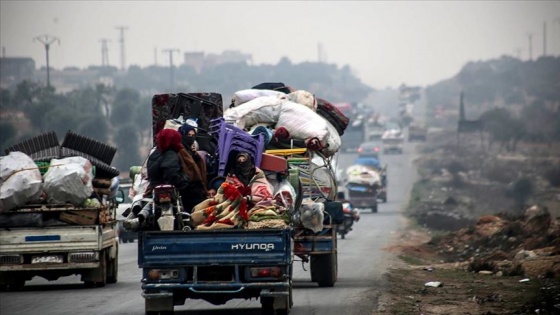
0;57;35;88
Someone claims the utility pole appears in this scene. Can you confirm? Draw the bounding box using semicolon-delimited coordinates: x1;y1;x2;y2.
115;26;128;71
514;47;522;59
162;48;179;90
543;21;547;56
555;17;560;54
99;38;111;67
526;32;533;61
33;34;60;88
154;47;158;66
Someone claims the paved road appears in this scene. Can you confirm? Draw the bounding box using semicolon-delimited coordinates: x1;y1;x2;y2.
0;145;418;315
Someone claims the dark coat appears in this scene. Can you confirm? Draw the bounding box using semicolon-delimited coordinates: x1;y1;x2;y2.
147;149;190;191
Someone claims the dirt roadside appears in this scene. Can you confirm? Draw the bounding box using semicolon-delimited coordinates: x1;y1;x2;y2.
372;131;560;315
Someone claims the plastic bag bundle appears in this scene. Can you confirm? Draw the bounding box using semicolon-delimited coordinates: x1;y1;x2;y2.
231;89;285;107
0;152;43;212
44;157;94;205
276;101;330;148
298;199;324;233
163;118;183;131
346;165;381;186
287;90;317;111
223;95;286;129
271;179;297;214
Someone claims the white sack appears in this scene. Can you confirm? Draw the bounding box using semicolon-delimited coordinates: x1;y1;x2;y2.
287;90;317;111
299;199;324;233
322;120;342;157
1;151;37;184
231;89;285;107
0;152;43;212
44;157;94;205
223;95;286;129
276;101;330;147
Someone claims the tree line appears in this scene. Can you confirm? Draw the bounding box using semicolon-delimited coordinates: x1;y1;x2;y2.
0;59;374;173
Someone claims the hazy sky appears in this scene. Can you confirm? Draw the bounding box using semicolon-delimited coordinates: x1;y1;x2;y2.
1;1;559;88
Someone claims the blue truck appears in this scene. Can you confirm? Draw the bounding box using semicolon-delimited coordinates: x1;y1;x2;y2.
139;228;293;314
135;92;341;314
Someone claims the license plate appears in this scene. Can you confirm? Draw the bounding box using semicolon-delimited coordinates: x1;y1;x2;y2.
31;255;63;264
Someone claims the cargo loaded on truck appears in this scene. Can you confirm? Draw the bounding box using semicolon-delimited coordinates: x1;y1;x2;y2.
125;88;345;314
0;130;121;289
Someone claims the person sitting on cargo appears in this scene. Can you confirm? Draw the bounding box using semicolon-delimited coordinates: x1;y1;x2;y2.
207;176;226;198
225;151;274;209
147;129;207;213
178;121;208;192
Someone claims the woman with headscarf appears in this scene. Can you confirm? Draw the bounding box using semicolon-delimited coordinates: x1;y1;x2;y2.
147;128;207;213
226;151;273;208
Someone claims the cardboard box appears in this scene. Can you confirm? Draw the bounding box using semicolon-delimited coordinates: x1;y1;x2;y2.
59;210;98;225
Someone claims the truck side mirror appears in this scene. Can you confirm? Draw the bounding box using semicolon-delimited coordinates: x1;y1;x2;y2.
115;189;125;204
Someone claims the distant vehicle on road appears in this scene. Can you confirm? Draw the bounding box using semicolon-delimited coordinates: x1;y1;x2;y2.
408;123;428;142
357;141;382;158
115;183;137;243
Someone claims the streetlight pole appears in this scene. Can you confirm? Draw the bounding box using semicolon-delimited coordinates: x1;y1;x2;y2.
162;48;179;90
33;34;60;88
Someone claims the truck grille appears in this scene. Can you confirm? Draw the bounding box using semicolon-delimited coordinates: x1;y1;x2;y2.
0;255;23;264
68;252;97;263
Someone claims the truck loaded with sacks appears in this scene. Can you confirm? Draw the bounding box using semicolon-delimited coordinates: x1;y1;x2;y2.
124;84;348;314
0;131;121;290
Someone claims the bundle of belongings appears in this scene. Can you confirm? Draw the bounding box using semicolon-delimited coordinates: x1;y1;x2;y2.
195;82;348;232
0;130;119;226
225;82;348;158
127;85;349;233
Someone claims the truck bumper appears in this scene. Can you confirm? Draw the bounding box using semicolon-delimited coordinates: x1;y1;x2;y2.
0;262;99;271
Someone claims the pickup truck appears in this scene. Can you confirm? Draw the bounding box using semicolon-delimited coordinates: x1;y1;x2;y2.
0;203;119;290
139;228;293;314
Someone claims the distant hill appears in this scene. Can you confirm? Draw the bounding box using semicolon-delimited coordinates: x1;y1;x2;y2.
425;56;560;128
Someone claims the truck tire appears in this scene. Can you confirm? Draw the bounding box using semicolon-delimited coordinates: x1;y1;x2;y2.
261;285;292;315
84;250;107;287
310;253;337;287
371;204;378;213
106;247;118;284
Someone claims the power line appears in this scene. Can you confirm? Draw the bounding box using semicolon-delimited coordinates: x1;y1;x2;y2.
99;38;111;67
543;21;547;57
33;34;60;88
115;26;128;71
526;32;533;61
162;48;179;89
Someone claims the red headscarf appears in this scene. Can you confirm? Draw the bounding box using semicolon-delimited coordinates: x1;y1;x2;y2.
157;129;184;152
